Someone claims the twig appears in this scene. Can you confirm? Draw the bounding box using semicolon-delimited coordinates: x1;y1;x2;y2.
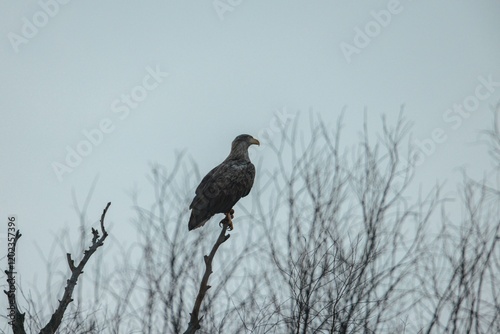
184;217;231;334
4;230;26;334
39;202;111;334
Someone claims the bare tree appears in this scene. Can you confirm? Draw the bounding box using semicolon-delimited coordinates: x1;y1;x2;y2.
3;106;500;334
236;112;438;333
415;104;500;334
236;108;500;334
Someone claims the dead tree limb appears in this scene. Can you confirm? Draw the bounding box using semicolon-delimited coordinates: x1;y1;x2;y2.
184;217;231;334
38;202;111;334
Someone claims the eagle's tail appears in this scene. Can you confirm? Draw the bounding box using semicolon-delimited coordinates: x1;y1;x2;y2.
188;211;211;231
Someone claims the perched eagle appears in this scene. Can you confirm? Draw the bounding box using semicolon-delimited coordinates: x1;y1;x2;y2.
188;134;259;231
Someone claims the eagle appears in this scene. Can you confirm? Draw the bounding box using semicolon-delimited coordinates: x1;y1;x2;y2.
188;134;259;231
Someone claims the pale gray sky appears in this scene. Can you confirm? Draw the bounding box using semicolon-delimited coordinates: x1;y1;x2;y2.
1;0;500;319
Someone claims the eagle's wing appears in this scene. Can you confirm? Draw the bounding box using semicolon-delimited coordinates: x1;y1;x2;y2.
193;165;220;200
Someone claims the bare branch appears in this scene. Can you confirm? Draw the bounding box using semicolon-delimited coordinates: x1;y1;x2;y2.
184;216;232;334
38;202;111;334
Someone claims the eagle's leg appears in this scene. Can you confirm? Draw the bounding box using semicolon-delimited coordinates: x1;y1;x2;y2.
226;212;233;231
220;209;235;230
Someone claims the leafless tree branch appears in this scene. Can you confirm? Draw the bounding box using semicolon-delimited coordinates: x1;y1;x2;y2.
38;202;111;334
184;216;232;334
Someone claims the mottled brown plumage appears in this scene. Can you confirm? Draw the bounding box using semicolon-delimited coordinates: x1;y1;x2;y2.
188;134;259;231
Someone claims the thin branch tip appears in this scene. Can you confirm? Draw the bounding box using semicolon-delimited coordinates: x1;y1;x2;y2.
98;203;111;238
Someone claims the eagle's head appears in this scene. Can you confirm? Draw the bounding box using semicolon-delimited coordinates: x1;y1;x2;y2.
233;134;260;147
229;134;260;160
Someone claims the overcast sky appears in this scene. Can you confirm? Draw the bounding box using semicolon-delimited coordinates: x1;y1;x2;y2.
1;0;500;313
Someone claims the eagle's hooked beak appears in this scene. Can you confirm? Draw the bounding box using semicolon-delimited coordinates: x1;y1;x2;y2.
250;137;260;146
